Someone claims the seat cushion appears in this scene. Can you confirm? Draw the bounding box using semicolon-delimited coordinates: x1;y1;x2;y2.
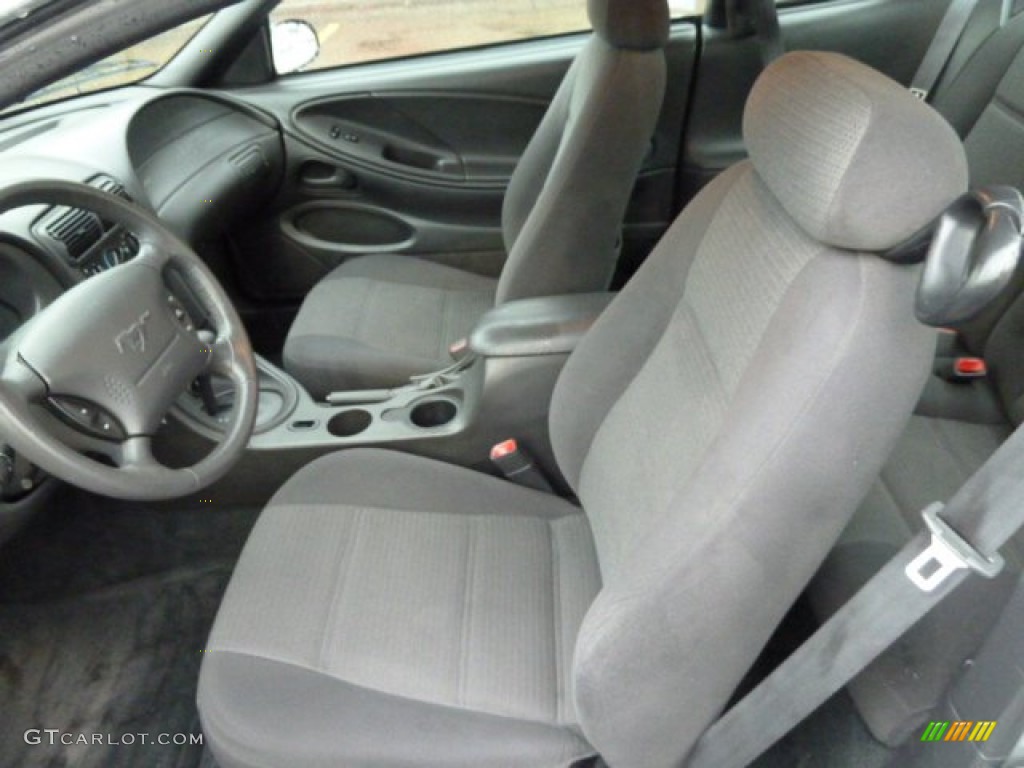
808;413;1022;746
198;449;600;768
284;255;497;396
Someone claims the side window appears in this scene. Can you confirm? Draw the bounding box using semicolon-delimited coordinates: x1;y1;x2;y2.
270;0;706;74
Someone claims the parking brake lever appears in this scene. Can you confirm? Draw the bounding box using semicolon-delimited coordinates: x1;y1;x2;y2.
325;354;476;406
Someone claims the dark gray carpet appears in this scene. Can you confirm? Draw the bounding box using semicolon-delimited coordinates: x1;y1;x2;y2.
0;487;257;768
0;566;230;768
0;488;257;603
752;691;893;768
741;598;895;768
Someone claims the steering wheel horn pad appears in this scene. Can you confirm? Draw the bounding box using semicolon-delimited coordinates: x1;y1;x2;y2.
18;259;211;437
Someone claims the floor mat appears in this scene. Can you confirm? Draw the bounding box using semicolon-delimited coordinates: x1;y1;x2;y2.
0;489;258;768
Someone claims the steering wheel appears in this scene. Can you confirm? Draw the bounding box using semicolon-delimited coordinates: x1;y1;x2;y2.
0;180;258;501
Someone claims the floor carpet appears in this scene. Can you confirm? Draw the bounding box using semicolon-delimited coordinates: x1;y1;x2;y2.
0;486;257;768
752;691;893;768
744;598;895;768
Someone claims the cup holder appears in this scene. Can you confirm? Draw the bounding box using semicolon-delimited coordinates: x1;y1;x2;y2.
410;400;457;429
328;409;373;438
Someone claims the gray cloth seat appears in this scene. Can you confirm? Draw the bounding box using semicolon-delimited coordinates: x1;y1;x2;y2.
806;3;1024;745
283;255;497;397
932;1;1024;344
199;52;967;768
284;0;670;396
199;449;601;766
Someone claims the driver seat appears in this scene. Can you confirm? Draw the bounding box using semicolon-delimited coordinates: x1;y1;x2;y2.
198;53;966;767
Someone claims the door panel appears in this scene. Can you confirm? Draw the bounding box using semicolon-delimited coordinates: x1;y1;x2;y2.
293;93;548;182
679;0;951;206
227;28;697;302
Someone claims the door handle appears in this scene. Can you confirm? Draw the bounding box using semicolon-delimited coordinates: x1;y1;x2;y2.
299;161;357;190
382;143;461;176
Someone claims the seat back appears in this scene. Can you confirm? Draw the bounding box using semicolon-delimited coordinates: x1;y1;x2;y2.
933;1;1024;149
495;0;669;305
926;1;1024;423
931;4;1024;344
547;52;969;766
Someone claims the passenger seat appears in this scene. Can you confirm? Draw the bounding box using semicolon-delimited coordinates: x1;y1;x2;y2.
283;0;670;397
808;0;1024;745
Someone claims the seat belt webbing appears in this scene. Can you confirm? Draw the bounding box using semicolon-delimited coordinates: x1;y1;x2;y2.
686;415;1024;768
1000;0;1014;27
910;0;982;101
754;0;784;66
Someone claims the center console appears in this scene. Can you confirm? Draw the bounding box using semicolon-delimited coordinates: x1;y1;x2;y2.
171;355;480;452
169;292;615;483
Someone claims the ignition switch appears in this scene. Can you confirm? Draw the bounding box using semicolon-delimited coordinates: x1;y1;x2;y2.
0;446;41;498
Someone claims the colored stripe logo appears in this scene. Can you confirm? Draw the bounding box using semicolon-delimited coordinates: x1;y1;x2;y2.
920;721;997;743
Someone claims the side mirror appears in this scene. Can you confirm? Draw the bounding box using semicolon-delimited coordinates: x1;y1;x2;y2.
271;19;321;75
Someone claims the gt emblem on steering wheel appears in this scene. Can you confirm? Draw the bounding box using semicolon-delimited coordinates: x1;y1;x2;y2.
115;311;151;355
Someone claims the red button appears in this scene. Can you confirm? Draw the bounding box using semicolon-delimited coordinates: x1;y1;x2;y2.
954;357;987;377
490;439;518;460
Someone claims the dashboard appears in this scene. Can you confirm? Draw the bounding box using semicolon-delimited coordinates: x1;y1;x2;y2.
0;89;284;345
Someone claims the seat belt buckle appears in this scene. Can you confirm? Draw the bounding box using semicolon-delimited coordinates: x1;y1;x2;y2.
935;355;988;382
953;356;987;378
490;439;553;493
905;503;1005;592
909;87;929;101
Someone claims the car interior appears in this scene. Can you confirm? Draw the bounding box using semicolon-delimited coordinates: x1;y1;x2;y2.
1;0;1024;766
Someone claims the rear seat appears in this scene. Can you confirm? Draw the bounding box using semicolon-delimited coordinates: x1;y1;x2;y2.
807;0;1024;747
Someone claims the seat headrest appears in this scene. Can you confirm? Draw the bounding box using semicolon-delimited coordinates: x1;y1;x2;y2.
743;51;969;252
588;0;670;51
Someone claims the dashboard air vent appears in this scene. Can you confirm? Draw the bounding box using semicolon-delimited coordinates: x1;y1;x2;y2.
90;175;130;200
46;207;102;262
39;175;132;263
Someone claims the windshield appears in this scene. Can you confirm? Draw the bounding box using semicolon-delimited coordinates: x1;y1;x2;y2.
9;12;212;111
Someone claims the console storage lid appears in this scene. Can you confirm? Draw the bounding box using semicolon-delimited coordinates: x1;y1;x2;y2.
469;293;615;358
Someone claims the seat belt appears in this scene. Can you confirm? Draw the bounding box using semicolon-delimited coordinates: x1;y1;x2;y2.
754;0;784;66
1000;0;1015;27
726;0;784;66
909;0;982;101
686;417;1024;768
